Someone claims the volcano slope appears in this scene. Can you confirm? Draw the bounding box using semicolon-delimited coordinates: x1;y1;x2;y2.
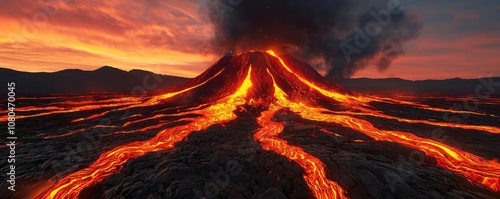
1;51;500;199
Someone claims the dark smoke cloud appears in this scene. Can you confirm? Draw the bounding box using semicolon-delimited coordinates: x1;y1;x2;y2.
202;0;421;78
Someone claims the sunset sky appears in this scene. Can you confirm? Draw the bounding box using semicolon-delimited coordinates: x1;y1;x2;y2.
0;0;498;80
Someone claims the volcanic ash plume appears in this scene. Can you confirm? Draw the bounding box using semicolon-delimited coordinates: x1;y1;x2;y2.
203;0;421;78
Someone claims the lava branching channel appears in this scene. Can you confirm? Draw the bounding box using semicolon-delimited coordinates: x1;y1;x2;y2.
7;51;499;199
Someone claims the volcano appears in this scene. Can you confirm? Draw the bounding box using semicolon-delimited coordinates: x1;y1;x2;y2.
146;51;352;107
4;51;500;199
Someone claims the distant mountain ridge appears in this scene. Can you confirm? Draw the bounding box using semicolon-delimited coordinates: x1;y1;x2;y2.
1;66;498;95
335;77;500;95
0;66;190;95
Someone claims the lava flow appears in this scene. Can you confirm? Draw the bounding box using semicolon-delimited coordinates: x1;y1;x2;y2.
36;66;253;199
253;70;347;199
18;51;499;198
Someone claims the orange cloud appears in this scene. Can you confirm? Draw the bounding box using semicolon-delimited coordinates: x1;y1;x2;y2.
0;0;499;80
0;0;217;77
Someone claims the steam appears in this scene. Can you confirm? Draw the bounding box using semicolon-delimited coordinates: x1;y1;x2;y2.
202;0;421;78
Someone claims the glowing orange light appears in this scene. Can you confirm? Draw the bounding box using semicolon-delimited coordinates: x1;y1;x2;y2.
253;69;348;199
272;89;500;191
31;51;500;199
266;50;367;104
147;68;225;105
36;66;252;199
262;60;500;192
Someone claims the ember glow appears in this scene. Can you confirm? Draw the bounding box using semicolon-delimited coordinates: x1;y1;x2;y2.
36;66;253;198
10;51;497;198
253;70;347;199
266;52;500;191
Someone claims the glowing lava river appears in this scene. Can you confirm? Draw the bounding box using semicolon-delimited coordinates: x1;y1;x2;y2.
2;51;499;199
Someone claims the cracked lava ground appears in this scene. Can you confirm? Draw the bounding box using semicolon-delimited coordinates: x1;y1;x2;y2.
1;51;499;199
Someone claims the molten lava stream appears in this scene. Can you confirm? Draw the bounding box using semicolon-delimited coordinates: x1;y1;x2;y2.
266;70;500;192
47;97;140;106
267;50;492;118
103;119;192;137
336;110;500;134
285;103;500;191
261;69;347;199
317;114;500;191
43;125;118;139
367;96;491;117
254;105;348;199
266;50;370;104
67;69;224;123
0;106;64;114
35;66;253;199
0;100;140;122
146;68;225;105
121;112;199;127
